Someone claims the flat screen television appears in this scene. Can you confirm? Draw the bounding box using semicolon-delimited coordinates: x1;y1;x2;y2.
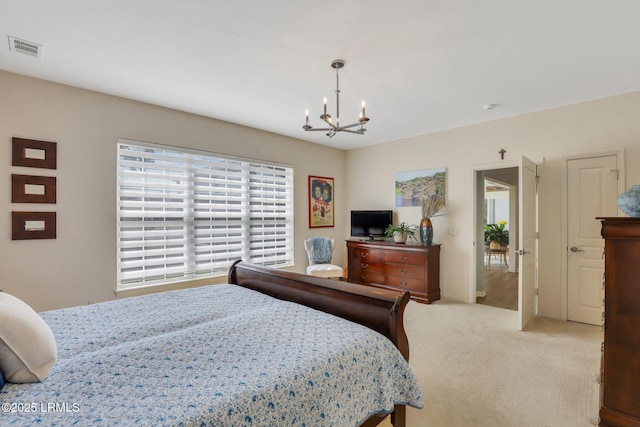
351;210;393;239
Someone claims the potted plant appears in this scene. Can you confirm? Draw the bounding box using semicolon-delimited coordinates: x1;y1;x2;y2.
484;220;509;249
384;222;417;244
420;194;445;245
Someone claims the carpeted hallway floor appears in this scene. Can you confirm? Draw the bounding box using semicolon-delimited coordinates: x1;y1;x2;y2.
399;299;602;427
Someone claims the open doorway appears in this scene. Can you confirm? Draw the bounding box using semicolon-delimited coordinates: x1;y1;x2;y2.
473;157;537;330
476;167;519;311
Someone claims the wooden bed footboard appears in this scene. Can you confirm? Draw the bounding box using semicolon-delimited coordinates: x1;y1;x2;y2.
229;261;412;427
228;260;411;361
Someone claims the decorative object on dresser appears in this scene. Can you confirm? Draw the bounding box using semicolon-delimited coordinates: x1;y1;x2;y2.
598;217;640;427
347;240;440;304
616;185;640;217
384;222;417;244
420;193;445;246
419;217;434;246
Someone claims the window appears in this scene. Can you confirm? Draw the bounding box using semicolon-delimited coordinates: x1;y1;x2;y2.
117;139;294;290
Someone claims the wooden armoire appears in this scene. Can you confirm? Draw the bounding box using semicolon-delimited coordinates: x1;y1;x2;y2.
598;217;640;427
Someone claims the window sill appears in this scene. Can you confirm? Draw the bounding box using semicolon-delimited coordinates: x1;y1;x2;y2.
115;274;228;298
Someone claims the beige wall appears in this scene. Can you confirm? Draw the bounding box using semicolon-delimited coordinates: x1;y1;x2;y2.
0;71;346;311
3;68;639;319
345;91;640;319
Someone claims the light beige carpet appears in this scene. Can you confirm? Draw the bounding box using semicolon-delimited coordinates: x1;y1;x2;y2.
400;300;602;427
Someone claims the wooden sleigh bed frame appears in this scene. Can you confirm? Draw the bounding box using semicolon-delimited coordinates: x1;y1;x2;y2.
1;261;417;426
228;260;412;427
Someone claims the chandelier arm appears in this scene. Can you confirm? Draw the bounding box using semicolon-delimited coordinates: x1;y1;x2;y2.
339;129;366;135
336;122;363;130
305;127;335;132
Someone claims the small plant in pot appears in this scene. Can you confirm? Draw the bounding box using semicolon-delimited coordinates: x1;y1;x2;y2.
384;222;417;244
484;220;509;249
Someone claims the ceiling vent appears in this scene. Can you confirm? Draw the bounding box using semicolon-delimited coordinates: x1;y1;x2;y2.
8;36;42;58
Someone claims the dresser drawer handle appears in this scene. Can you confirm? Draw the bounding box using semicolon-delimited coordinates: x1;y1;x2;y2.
360;252;368;258
400;281;408;288
361;274;368;280
399;268;408;274
399;256;408;262
361;263;369;269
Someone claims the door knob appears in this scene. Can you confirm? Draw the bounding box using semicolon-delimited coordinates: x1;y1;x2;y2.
518;249;530;256
570;246;584;252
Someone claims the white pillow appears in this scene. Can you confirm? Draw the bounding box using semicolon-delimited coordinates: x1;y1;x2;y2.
0;292;57;383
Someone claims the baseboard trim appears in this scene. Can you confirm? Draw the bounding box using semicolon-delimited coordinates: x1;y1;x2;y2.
476;291;487;298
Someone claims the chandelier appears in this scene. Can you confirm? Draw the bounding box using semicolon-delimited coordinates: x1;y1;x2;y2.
303;59;369;138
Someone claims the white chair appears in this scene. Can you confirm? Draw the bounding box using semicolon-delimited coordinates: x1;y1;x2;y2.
304;238;344;279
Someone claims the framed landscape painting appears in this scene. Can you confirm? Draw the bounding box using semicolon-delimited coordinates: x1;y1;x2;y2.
395;167;446;207
309;176;334;228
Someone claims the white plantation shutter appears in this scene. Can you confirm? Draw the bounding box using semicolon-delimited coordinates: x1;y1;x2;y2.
117;140;294;290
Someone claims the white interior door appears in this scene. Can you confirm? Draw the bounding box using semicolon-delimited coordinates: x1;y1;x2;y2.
518;156;537;330
567;155;618;325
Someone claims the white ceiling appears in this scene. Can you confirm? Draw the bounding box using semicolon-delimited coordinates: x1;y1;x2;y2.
2;1;639;150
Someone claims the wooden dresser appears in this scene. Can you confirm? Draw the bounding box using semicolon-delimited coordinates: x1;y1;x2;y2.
598;217;640;427
346;240;440;304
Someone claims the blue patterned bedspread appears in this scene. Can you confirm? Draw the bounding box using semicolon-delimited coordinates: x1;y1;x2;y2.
1;284;423;426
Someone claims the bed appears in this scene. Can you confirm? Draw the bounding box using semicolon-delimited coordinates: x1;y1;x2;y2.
0;261;423;426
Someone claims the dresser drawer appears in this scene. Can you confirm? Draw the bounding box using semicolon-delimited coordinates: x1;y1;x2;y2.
385;275;426;293
348;268;384;284
349;248;382;263
349;260;383;274
383;263;425;280
383;250;425;266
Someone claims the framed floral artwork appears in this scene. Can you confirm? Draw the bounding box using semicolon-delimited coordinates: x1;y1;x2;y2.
309;176;334;228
